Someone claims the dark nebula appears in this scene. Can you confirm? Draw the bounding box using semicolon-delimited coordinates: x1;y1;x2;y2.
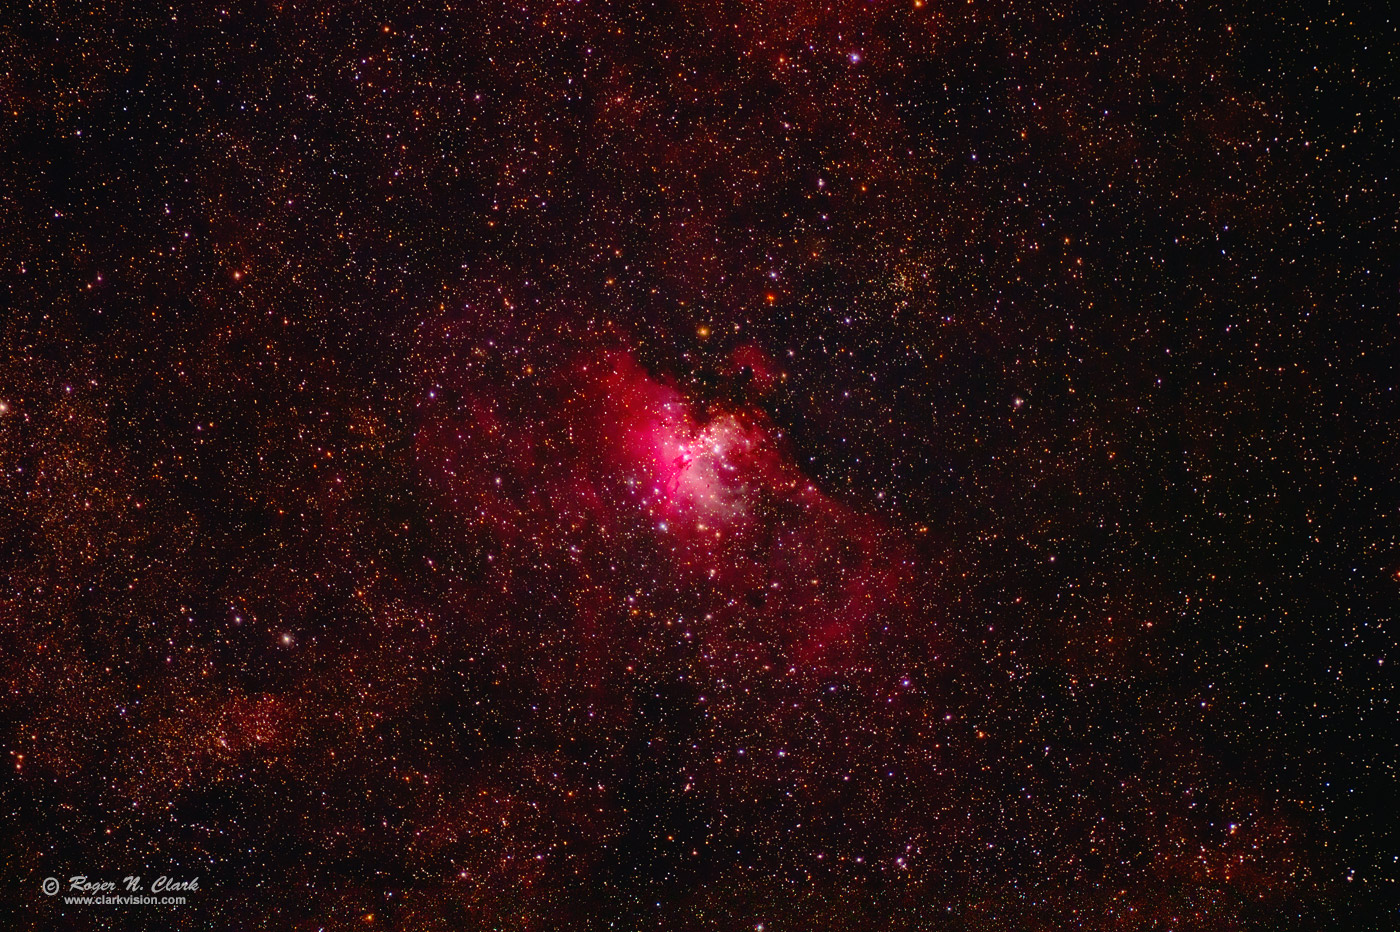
2;1;1395;929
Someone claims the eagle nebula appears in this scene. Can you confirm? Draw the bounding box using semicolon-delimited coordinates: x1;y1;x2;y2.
3;1;1394;929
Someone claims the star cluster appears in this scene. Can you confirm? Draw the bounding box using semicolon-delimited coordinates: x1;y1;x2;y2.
3;1;1395;929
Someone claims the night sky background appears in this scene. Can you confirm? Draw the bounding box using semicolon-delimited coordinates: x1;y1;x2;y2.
3;1;1397;929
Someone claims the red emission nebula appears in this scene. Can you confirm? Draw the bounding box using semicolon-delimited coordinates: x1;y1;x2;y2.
418;348;920;673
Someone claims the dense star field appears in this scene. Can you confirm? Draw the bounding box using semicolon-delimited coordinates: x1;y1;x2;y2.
3;1;1396;929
